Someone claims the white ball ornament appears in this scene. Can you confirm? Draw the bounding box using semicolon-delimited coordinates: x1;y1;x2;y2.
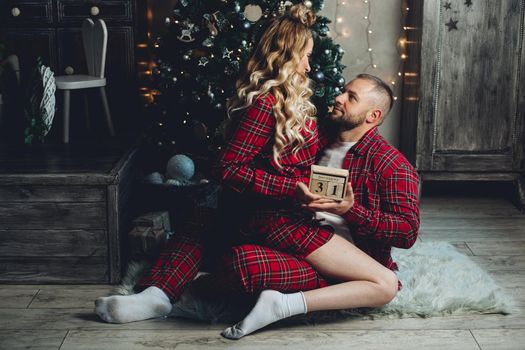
244;4;263;22
304;1;313;8
166;154;195;181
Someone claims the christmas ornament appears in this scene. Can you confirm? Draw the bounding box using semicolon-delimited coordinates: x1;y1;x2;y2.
198;57;209;66
178;21;196;42
222;48;233;59
314;71;325;81
166;154;195;181
202;38;214;47
164;17;171;26
40;64;56;136
244;4;263;22
203;13;219;36
337;77;345;86
304;1;313;8
212;11;228;31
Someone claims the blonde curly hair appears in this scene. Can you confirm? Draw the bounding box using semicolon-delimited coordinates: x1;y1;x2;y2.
227;4;317;167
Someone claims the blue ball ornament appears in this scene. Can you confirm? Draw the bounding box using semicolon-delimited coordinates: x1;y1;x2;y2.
166;154;195;181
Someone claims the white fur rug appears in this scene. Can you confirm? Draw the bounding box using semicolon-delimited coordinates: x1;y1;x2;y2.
113;241;515;323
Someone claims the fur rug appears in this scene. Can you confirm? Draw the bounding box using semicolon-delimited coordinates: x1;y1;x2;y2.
112;241;515;323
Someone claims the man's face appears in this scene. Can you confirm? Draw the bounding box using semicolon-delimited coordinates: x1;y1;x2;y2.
329;78;376;130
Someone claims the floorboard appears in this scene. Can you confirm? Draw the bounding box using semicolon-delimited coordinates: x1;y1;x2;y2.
0;193;523;349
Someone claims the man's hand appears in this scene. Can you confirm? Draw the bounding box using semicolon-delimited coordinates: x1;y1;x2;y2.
295;182;322;204
304;182;355;216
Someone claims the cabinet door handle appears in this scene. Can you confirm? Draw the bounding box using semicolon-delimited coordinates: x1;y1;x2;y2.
11;7;21;17
90;6;100;16
65;66;75;75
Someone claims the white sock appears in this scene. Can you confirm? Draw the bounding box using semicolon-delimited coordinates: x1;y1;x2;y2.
221;290;307;339
94;286;172;323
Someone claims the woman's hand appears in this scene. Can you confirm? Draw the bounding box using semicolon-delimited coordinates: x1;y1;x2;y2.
295;182;322;204
303;182;355;216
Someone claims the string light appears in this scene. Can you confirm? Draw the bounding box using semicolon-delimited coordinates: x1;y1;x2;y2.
363;0;375;69
331;1;409;101
333;0;350;38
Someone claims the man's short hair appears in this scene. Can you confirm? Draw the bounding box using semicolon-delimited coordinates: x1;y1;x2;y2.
355;73;394;117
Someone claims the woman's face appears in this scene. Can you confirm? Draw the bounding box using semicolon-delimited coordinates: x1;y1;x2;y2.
298;38;314;74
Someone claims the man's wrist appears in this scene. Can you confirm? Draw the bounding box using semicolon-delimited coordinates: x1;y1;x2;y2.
342;200;368;225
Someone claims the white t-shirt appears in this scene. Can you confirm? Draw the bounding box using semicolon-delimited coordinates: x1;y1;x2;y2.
315;141;357;242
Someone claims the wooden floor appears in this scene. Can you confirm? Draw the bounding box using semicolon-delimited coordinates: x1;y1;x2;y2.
1;191;524;349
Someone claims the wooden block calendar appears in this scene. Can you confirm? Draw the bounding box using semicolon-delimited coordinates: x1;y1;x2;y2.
309;165;349;201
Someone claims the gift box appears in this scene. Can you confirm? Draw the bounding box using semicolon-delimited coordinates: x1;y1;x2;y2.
132;211;171;231
128;225;171;259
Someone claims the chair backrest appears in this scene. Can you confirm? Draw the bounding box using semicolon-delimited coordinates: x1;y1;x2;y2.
82;18;108;78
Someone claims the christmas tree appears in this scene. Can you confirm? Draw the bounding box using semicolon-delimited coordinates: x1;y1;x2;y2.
145;0;346;166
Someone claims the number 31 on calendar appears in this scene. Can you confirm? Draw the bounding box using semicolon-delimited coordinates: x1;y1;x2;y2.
308;165;349;201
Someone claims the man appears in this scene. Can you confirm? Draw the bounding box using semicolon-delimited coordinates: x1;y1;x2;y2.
220;73;420;339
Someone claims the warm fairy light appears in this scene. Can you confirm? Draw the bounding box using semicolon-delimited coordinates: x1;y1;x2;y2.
137;43;148;48
401;54;407;59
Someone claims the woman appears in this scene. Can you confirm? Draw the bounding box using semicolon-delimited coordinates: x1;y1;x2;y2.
217;4;398;339
94;4;397;333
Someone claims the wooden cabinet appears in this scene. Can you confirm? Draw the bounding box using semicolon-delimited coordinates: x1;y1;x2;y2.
1;0;145;135
400;0;525;205
0;145;139;283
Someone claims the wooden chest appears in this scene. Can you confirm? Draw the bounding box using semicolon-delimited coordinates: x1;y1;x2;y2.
0;144;139;283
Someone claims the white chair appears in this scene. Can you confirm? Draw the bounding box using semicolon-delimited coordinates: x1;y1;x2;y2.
55;18;115;143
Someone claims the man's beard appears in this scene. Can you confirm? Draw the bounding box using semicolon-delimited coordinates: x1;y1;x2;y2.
328;110;367;131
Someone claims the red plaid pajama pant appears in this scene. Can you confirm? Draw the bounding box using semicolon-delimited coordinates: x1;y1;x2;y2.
137;210;333;300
